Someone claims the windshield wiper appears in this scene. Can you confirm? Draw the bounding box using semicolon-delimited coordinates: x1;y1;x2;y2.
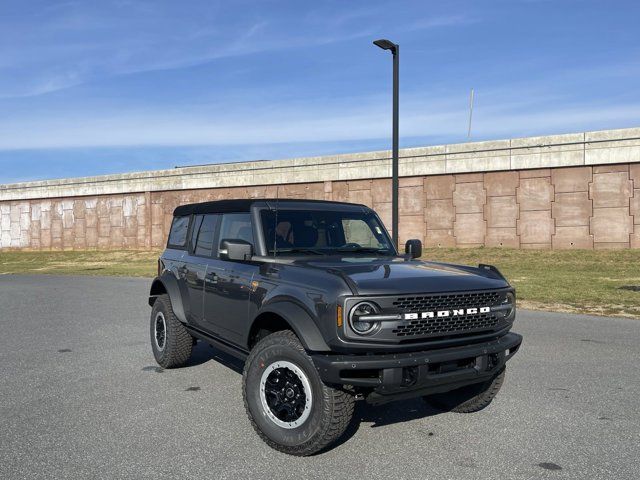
335;246;392;254
273;248;325;255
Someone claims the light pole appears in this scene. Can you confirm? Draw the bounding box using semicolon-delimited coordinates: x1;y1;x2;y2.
373;38;399;249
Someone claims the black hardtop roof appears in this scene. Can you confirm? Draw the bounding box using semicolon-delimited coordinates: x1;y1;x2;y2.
172;198;367;216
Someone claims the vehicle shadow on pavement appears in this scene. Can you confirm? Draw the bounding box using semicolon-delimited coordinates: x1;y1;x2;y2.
190;342;443;448
357;399;441;427
187;342;245;372
328;400;441;451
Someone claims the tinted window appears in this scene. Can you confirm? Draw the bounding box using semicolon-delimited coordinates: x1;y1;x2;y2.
167;216;190;248
218;213;254;256
194;214;218;257
189;215;204;252
260;209;393;255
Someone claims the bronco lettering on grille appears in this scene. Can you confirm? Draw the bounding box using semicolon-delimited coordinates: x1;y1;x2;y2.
403;306;491;320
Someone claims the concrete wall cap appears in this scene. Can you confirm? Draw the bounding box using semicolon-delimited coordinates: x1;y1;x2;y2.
1;126;640;202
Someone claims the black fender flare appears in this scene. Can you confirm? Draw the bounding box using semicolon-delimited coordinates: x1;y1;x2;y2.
148;273;188;324
252;302;330;352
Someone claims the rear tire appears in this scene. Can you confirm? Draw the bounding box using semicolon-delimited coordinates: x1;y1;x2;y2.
242;330;354;456
150;294;193;368
423;367;506;413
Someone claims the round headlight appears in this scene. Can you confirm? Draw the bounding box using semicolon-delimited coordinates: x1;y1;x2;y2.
348;301;380;335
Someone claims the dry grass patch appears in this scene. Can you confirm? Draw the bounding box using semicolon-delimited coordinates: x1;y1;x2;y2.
0;250;160;277
422;248;640;319
1;247;639;318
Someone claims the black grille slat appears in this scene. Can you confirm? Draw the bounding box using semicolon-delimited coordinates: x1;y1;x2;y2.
390;291;502;338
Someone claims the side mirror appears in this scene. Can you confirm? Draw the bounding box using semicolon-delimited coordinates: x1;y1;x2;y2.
219;239;253;261
405;239;422;259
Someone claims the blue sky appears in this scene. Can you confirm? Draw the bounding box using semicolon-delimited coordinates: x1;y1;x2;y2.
1;0;639;183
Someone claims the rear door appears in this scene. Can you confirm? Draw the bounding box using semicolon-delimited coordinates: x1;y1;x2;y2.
183;214;219;327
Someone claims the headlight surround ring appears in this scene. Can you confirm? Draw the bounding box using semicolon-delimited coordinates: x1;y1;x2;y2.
348;301;381;336
502;291;516;321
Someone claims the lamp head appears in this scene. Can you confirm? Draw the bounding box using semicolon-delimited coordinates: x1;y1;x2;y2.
373;39;397;53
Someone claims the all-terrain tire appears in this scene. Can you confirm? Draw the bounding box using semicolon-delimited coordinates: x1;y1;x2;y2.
150;294;193;368
423;367;506;413
242;330;354;456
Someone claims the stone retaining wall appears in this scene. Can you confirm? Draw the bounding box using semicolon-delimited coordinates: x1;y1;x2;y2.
1;127;639;250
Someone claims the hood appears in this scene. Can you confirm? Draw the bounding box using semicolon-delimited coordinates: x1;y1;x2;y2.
298;256;509;295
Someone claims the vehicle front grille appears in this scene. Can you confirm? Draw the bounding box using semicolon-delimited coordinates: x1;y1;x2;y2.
392;291;501;312
390;291;503;338
392;312;500;337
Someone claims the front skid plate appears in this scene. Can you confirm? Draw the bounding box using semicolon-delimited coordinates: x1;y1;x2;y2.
310;332;522;401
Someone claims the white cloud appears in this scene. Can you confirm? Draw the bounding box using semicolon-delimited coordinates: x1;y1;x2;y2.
0;1;482;99
0;90;637;150
407;14;479;30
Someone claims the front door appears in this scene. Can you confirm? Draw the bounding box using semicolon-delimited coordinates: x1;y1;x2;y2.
203;213;256;345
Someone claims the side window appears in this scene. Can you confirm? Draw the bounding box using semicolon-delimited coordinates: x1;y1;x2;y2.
189;215;204;252
167;216;190;248
193;214;218;257
218;213;254;257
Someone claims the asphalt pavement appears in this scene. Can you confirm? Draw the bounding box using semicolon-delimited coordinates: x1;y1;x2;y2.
1;275;638;480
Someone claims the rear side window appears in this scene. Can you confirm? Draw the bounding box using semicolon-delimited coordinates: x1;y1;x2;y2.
193;214;218;257
189;215;204;252
167;216;190;248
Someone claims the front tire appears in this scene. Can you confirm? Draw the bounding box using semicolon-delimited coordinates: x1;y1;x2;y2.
150;294;193;368
242;330;354;456
423;367;506;413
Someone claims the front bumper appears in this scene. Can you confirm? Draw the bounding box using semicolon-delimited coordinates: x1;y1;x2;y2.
311;332;522;404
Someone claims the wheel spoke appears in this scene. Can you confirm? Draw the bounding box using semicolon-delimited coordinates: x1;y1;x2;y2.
154;313;166;350
259;362;312;428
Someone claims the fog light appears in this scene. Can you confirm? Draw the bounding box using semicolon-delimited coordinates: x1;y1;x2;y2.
348;301;380;335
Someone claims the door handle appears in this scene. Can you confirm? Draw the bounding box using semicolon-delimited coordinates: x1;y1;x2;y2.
206;272;218;284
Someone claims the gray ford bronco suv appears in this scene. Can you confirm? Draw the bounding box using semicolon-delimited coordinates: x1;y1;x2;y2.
148;199;521;455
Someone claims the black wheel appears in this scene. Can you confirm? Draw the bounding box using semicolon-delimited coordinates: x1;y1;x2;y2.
423;368;506;413
242;330;354;456
150;294;193;368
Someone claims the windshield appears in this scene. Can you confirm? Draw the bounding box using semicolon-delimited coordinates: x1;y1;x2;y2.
261;209;395;255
